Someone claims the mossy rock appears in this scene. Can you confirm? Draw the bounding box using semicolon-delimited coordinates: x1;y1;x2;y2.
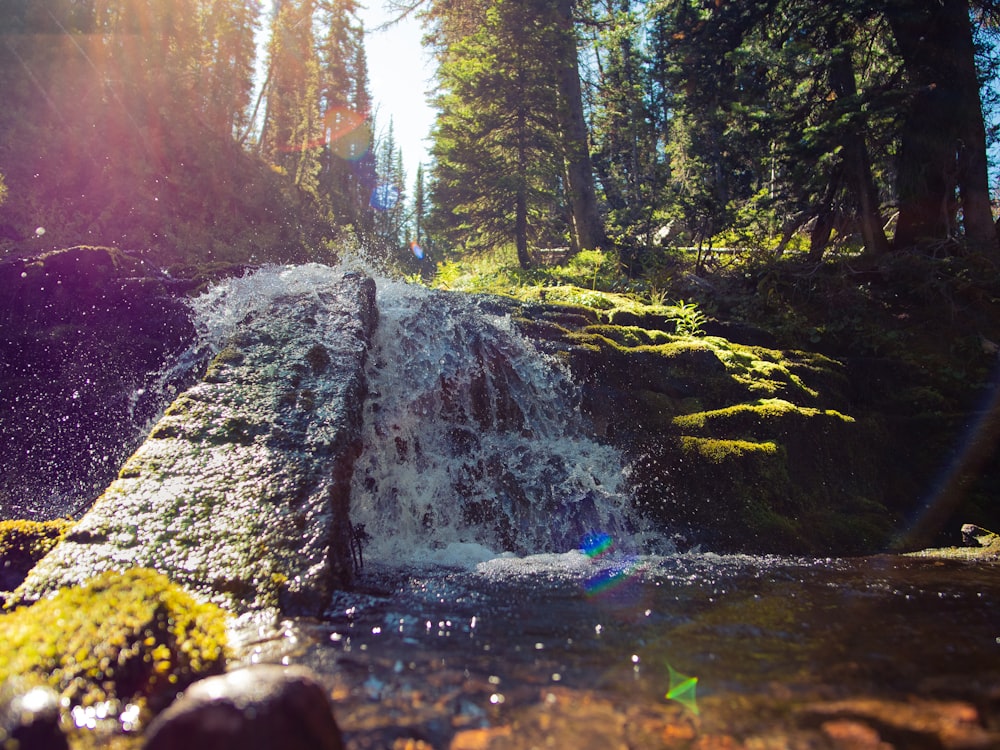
672;398;854;441
0;519;73;592
632;427;891;554
0;568;227;734
569;328;845;412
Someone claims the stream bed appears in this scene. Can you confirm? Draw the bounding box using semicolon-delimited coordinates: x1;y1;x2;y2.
261;551;1000;749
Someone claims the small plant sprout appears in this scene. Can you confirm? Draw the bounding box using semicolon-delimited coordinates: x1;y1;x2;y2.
669;299;707;336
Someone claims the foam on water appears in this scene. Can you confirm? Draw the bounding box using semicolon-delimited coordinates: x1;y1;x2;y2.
187;263;352;351
350;276;653;565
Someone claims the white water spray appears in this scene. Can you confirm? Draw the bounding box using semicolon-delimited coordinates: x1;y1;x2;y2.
350;277;645;565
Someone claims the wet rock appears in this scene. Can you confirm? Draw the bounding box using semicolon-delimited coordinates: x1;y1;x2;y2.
14;270;377;614
0;681;67;750
143;665;343;750
539;313;888;554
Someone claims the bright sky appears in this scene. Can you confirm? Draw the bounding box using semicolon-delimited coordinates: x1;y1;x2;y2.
358;3;436;191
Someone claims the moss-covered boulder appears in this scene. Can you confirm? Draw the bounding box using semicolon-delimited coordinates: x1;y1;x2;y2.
0;519;73;593
511;295;891;554
14;270;377;614
0;568;227;737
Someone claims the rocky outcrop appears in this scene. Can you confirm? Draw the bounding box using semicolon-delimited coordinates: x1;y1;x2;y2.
513;301;891;554
0;246;197;521
15;270;377;614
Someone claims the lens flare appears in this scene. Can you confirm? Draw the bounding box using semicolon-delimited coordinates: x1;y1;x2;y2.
665;663;699;715
581;531;614;558
580;531;639;597
584;559;639;596
370;184;399;211
326;107;372;162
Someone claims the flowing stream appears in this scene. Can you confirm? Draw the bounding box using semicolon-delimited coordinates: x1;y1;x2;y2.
185;266;1000;748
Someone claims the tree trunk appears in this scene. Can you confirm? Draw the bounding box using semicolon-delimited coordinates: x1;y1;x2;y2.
552;0;607;254
828;37;891;257
515;98;532;269
885;0;996;254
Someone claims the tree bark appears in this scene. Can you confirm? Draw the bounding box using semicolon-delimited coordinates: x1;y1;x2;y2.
828;37;891;257
885;0;996;254
552;0;607;254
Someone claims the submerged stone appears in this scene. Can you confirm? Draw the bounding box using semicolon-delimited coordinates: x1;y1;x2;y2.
0;681;66;750
14;270;377;614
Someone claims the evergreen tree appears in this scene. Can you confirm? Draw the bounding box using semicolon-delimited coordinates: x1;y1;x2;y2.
648;0;996;258
413;162;427;246
886;0;997;253
259;0;324;193
427;0;581;267
587;0;669;269
371;118;408;251
197;0;262;140
316;0;374;227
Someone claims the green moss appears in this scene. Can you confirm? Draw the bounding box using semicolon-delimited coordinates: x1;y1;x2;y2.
203;344;245;383
0;519;73;564
0;568;227;719
673;398;855;436
679;436;780;464
577;324;675;348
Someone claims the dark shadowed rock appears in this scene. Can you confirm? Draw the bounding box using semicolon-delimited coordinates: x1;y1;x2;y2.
143;665;343;750
0;246;197;521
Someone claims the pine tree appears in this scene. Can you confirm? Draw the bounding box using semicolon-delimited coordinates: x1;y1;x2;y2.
588;0;669;269
428;0;581;267
259;0;324;193
316;0;373;228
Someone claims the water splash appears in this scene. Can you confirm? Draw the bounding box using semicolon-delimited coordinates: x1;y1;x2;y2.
350;278;647;565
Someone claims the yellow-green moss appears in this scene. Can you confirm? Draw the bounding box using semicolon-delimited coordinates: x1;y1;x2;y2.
0;568;227;718
203;344;245;383
0;518;73;563
673;398;855;433
679;436;780;463
513;284;640;311
577;324;675;348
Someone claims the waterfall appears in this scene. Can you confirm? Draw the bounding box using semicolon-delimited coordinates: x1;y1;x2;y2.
180;264;650;568
349;277;646;565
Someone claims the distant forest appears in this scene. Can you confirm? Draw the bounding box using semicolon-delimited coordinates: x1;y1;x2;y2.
1;0;999;273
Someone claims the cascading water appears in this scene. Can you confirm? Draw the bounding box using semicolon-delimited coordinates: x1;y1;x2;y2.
348;277;650;564
178;263;650;566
